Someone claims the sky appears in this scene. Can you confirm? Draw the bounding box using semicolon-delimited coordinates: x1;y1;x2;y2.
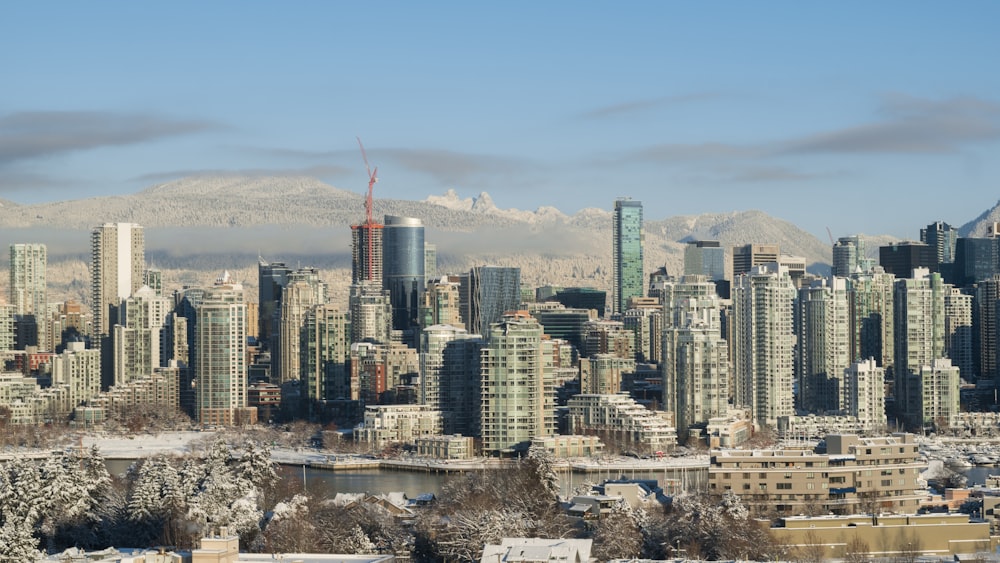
1;2;999;240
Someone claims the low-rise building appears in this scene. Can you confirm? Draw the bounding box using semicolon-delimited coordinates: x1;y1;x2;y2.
355;404;443;449
567;393;676;453
709;433;924;516
415;434;475;459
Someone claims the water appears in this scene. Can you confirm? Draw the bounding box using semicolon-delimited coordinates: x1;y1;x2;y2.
104;459;706;499
962;466;1000;486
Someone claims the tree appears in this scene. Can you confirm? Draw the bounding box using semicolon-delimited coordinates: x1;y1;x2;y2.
591;499;643;561
843;534;870;563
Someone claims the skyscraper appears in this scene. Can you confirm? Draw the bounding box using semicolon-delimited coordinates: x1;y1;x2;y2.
921;221;958;265
832;236;871;277
612;198;644;316
849;267;896;369
257;258;291;346
9;243;47;350
731;243;780;279
301;303;350;404
351;222;383;287
732;263;796;428
91;223;145;340
113;285;170;387
893;268;946;423
420;324;484;435
275;268;327;383
382;215;425;337
194;272;250;426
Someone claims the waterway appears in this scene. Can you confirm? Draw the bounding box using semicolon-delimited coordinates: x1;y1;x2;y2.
105;459;708;499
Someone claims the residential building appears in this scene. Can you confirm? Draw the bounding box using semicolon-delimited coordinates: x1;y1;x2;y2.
795;277;851;413
732;263;796;428
849;267;896;370
567;393;676;453
9;243;47;350
894;268;946;425
460;266;521;338
579;354;634;395
419;275;464;330
349;282;392;345
91;223;145;339
917;358;960;429
832;235;871;277
419;324;484;435
193;272;252;426
943;286;973;380
300;304;350;403
354;404;442;449
843;358;886;433
275;267;327;383
112;285;170;387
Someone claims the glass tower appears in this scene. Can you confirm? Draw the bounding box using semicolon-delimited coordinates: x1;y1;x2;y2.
382;215;426;334
613;198;644;316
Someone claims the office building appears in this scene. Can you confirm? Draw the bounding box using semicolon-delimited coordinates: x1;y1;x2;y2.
91;223;145;339
257;258;291;346
976;276;1000;380
879;241;936;278
480;312;555;453
893;268;946;424
420;324;484;435
612;198;644;316
949;237;998;287
460;266;521;338
193;272;251;426
531;305;595;355
684;240;725;281
921;220;958;265
9;243;47;350
795;277;851;413
732;263;796;428
382;215;425;337
731;243;780;278
832;235;870;277
549;287;607;319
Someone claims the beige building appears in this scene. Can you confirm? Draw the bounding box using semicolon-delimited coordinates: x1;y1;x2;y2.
355;404;443;449
91;222;145;339
709;433;924;516
567;393;676;453
770;513;994;559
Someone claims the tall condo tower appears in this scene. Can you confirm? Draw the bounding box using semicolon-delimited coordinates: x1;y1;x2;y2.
382;215;426;336
351;137;384;287
194;271;249;426
9;243;47;350
612;198;644;316
732;263;796;428
460;266;521;338
91;223;145;340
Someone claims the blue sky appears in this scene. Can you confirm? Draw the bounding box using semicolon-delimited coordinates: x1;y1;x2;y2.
1;2;999;239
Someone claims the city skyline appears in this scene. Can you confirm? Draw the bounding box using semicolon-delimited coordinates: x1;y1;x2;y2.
2;3;999;240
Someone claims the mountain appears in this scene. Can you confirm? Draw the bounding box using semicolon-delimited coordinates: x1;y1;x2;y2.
0;175;846;306
959;199;1000;237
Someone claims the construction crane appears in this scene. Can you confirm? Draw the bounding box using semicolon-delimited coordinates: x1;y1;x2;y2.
826;227;835;246
356;137;379;282
357;136;378;226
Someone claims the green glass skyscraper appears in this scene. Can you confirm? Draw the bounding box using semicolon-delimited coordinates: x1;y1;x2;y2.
613;198;644;316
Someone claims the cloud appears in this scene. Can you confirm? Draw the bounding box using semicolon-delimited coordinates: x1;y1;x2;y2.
580;93;718;119
379;148;535;187
725;166;822;183
0;111;221;165
627;142;761;163
131;164;352;184
785;94;1000;154
0;170;71;193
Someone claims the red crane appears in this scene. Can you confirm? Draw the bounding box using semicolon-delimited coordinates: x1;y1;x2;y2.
357;137;379;281
357;137;378;226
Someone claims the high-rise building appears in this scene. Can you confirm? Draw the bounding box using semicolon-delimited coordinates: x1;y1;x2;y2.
949;237;999;287
879;242;936;278
916;358;960;428
91;223;145;339
849;267;896;370
661;275;729;435
382;215;425;337
142;268;163;297
795;277;851;413
612;198;644;316
275;268;327;384
424;243;437;281
732;263;796;428
579;354;634;395
893;268;946;423
113;285;170;387
843;358;886;433
731;244;780;279
921;221;958;265
257;258;292;346
623;302;662;364
0;303;15;352
975;276;1000;381
943;287;973;381
832;236;872;277
351;222;383;288
420;324;484;436
301;304;350;404
683;241;725;281
480;312;555;453
193;272;250;426
10;243;47;350
460;266;521;338
349;283;393;345
419;276;464;330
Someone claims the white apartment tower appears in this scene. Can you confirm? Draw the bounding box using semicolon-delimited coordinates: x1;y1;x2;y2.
112;286;170;387
732;263;796;428
9;243;47;350
843;358;886;433
91;223;145;339
194;272;248;426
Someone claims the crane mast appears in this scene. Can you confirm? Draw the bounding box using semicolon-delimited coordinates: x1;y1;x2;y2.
357;137;379;282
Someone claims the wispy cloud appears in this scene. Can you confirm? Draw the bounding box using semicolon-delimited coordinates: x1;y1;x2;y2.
131;164;352;184
0;111;222;165
784;94;1000;154
724;166;825;183
379;148;535;187
580;93;718;119
628;142;761;163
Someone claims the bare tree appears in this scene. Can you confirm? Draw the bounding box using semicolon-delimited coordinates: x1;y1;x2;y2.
843;534;870;563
